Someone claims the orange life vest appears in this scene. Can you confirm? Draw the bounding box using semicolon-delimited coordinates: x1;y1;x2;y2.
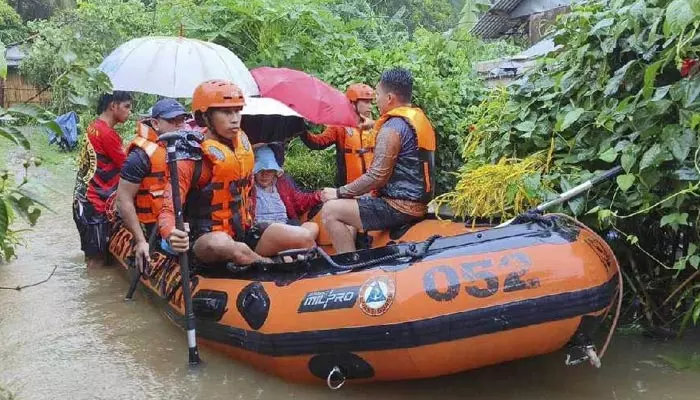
374;106;436;203
126;122;167;224
342;127;376;183
185;133;255;239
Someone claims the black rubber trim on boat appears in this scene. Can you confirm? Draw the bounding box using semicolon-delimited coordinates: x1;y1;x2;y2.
159;276;617;357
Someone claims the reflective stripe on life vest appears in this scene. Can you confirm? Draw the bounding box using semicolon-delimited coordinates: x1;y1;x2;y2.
126;122;167;224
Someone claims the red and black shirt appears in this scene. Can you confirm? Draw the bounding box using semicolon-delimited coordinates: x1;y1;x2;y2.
74;119;126;216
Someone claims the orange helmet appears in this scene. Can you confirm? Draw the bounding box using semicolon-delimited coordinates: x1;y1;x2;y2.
192;80;246;113
346;83;374;102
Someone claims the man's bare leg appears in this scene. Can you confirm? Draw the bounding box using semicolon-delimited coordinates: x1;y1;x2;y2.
347;225;358;246
192;232;266;265
300;222;320;240
320;199;363;254
254;223;316;256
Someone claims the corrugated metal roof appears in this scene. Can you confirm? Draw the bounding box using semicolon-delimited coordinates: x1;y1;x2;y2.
475;37;560;81
512;37;558;59
471;0;572;38
470;0;527;38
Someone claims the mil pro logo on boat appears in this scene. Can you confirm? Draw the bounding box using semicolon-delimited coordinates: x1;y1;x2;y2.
359;275;396;316
297;286;360;313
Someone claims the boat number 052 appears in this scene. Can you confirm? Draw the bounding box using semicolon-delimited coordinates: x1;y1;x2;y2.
423;252;541;302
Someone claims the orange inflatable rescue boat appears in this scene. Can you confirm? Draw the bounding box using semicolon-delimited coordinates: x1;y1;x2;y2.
109;213;620;387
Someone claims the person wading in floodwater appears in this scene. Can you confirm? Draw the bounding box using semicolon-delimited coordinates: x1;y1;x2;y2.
73;91;132;269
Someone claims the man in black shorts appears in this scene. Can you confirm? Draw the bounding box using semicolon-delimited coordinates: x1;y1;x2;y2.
73;91;132;268
320;68;437;254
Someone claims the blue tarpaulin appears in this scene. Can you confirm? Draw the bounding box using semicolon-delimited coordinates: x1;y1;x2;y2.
51;111;79;150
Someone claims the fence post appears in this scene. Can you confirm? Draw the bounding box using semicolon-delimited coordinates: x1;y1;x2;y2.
0;77;5;108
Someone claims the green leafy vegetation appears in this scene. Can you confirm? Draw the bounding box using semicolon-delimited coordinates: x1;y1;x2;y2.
283;138;337;189
0;36;92;261
439;0;700;330
19;0;519;193
658;352;700;370
0;92;58;262
7;0;74;21
0;0;26;44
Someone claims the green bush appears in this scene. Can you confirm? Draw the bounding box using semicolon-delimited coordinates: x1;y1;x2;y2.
283;138;337;190
445;0;700;327
372;0;464;34
7;0;73;21
0;40;101;262
0;103;64;262
20;0;154;114
316;27;520;191
20;0;519;193
0;0;26;44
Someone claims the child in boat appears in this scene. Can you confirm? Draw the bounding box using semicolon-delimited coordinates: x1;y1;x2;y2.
252;144;321;240
159;80;317;266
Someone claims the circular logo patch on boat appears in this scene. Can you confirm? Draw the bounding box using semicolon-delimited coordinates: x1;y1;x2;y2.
359;275;395;316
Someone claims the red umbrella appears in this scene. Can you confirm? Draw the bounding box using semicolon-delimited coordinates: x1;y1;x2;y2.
251;67;359;128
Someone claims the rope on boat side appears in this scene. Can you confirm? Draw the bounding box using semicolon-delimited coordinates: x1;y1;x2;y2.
567;258;623;368
318;234;443;272
599;265;624;359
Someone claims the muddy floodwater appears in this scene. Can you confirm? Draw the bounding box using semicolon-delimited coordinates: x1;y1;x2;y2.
1;159;699;400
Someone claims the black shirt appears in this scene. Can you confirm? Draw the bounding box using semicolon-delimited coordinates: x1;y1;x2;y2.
120;147;152;184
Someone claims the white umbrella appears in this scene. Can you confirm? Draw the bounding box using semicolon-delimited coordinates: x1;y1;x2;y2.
140;97;301;118
98;36;260;98
241;97;304;144
243;97;300;117
99;36;305;143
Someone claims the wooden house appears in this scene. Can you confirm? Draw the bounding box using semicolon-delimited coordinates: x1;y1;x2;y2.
1;45;52;108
